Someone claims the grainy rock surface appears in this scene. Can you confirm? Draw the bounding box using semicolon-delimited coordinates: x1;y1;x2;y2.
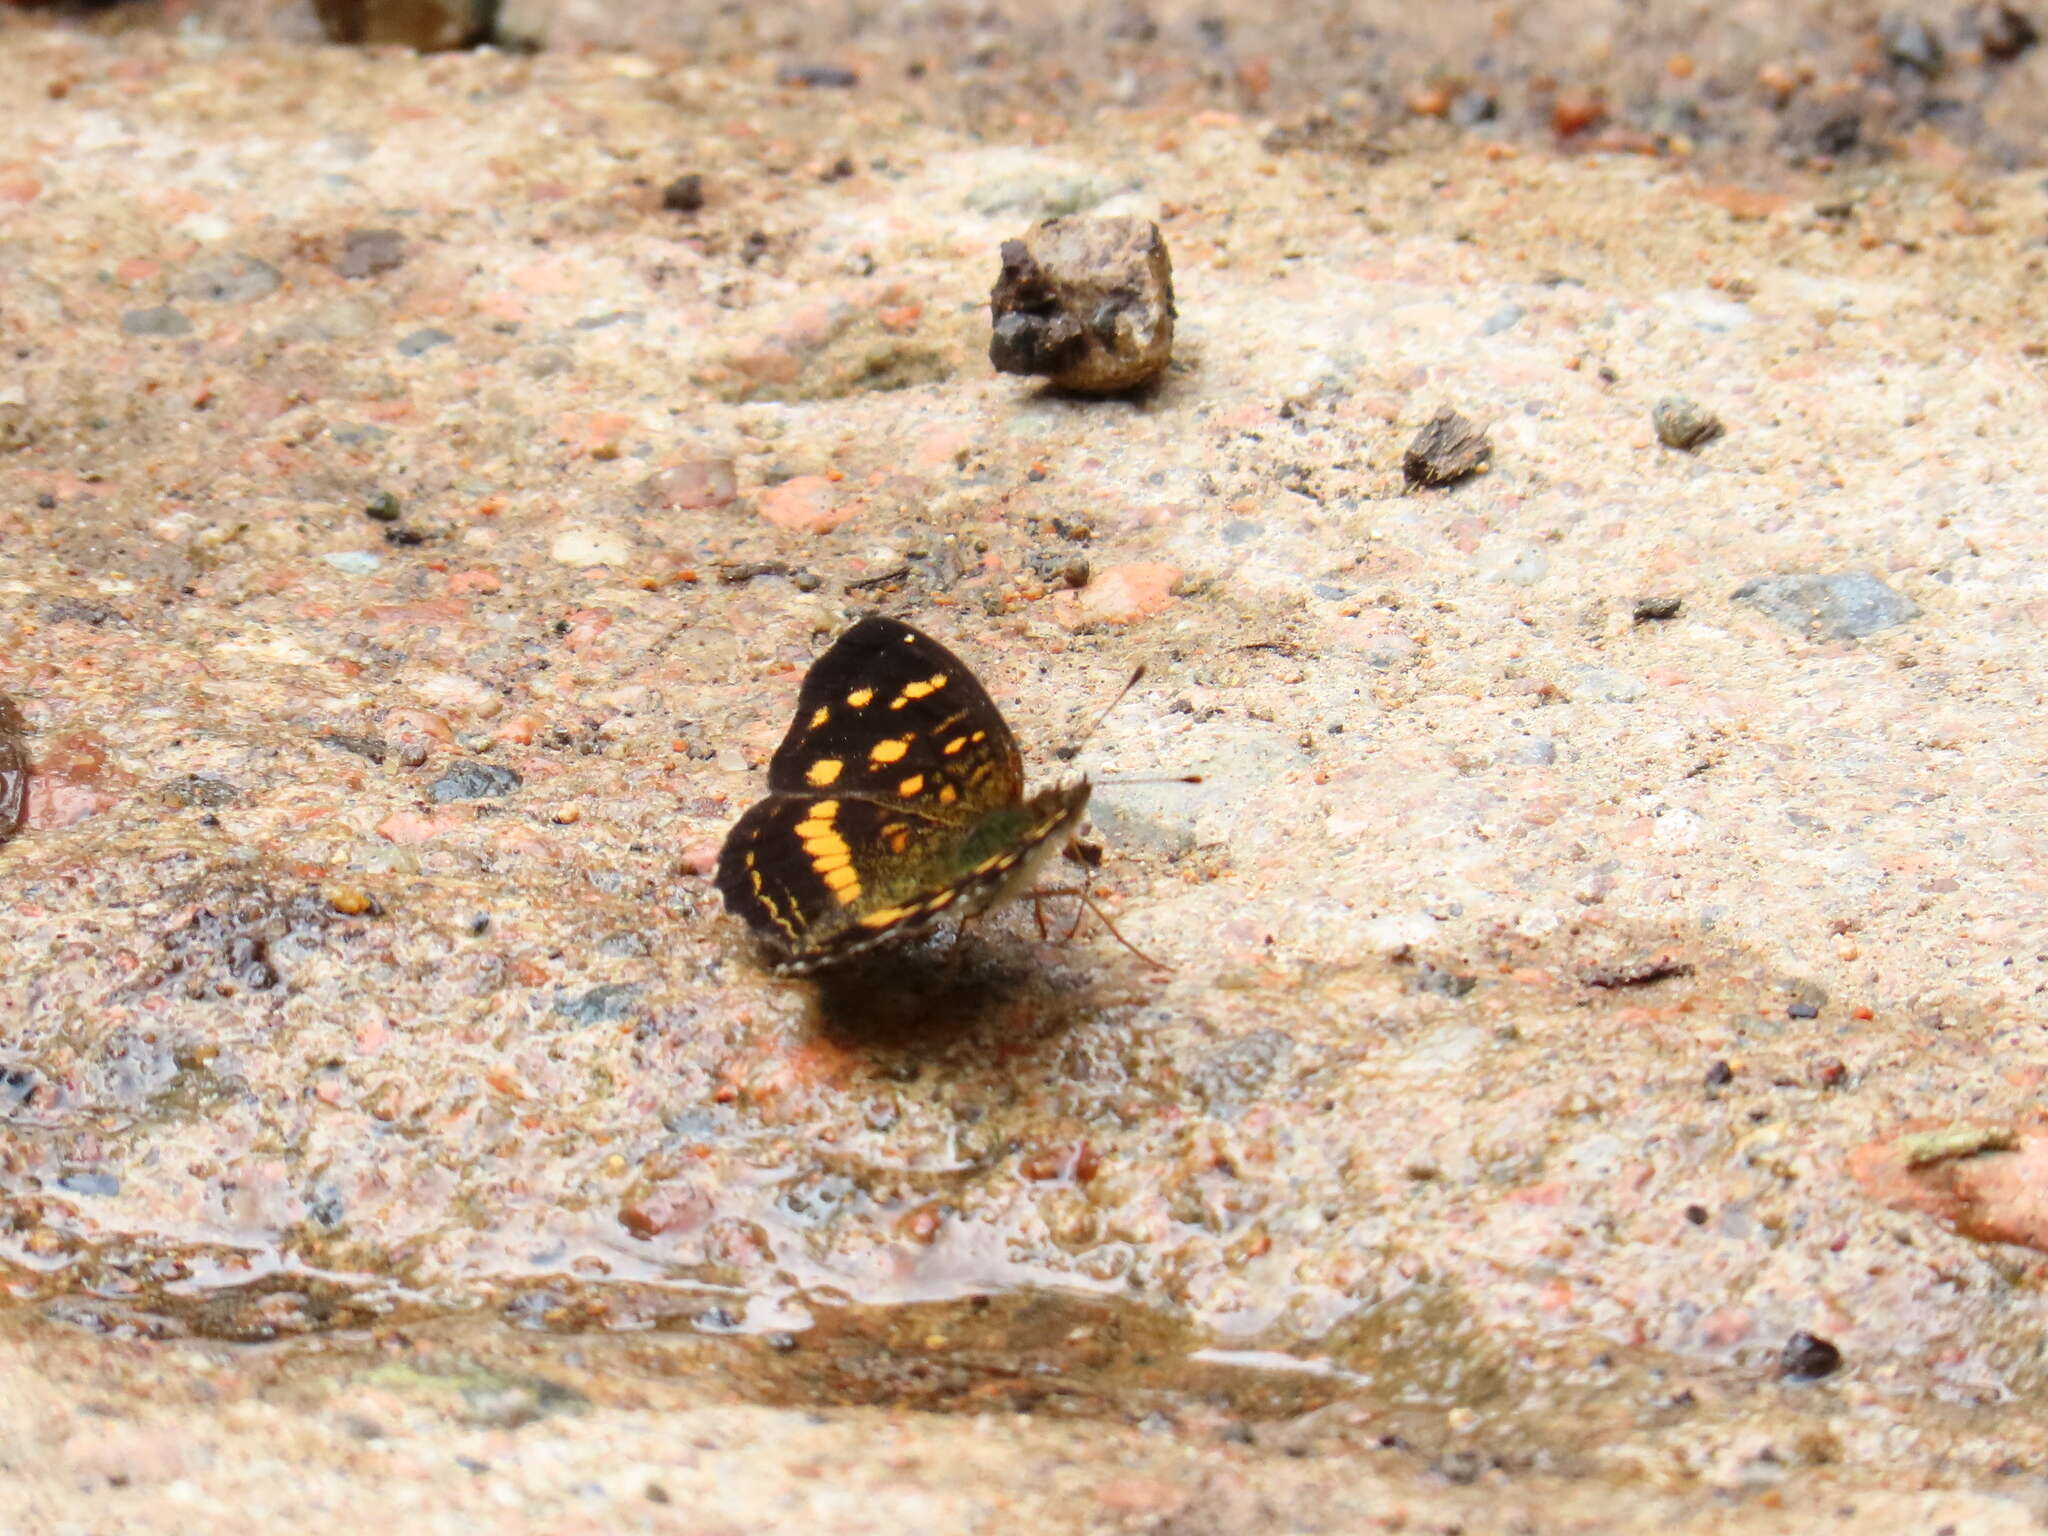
4;5;2048;1534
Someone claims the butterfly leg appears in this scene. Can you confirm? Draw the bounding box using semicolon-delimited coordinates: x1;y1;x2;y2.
1061;888;1088;943
1030;886;1171;972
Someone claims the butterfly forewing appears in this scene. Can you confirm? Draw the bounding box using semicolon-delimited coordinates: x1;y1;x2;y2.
766;617;1023;822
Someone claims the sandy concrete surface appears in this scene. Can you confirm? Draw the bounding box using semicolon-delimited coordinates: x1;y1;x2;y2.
5;4;2048;1531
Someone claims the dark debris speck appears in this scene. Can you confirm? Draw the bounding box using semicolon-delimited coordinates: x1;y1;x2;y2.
1780;1330;1843;1381
661;174;705;213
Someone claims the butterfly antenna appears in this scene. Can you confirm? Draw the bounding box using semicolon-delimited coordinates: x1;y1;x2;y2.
1057;663;1147;760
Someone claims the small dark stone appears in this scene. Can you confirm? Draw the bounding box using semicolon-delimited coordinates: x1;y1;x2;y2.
1434;1448;1485;1485
428;762;522;803
776;63;859;88
396;327;453;357
1403;408;1491;487
226;934;279;991
363;490;403;522
383;525;431;547
791;570;823;593
1062;556;1091;589
1633;596;1683;623
1813;110;1862;157
1704;1059;1735;1087
1449;89;1498;126
555;982;643;1025
336;228;406;279
43;596;123;627
171;776;240;809
1787;1000;1820;1019
120;306;193;338
1981;4;2040;59
1416;964;1477;998
318;732;389;764
661;174;705;213
307;1187;346;1227
1652;395;1724;452
1780;1330;1843;1381
1684;1203;1710;1225
1882;15;1945;75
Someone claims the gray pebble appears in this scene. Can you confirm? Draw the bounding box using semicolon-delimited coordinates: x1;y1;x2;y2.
1882;15;1945;74
1480;302;1525;336
397;327;453;357
555;982;644;1024
428;762;522;803
121;306;192;338
336;228;406;279
1734;572;1919;640
173;254;282;305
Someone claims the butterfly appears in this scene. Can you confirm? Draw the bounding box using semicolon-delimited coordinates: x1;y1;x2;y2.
715;616;1093;973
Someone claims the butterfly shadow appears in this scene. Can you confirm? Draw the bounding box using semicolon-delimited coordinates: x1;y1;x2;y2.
804;929;1085;1063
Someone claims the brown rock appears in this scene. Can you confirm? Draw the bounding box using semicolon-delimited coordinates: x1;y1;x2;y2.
989;217;1175;394
1402;408;1492;487
619;1186;712;1240
0;692;25;844
311;0;491;49
1653;395;1725;451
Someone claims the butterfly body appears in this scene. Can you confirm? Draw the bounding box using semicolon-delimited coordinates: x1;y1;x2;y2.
716;617;1091;973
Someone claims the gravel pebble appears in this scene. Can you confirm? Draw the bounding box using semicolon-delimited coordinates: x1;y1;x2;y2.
428;762;523;803
336;229;406;279
172;254;282;305
1403;408;1492;486
1732;571;1919;640
1779;1331;1843;1381
1652;395;1725;451
989;217;1176;393
120;306;192;337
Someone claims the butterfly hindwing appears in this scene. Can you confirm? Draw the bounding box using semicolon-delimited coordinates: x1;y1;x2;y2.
715;790;982;970
766;617;1023;821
